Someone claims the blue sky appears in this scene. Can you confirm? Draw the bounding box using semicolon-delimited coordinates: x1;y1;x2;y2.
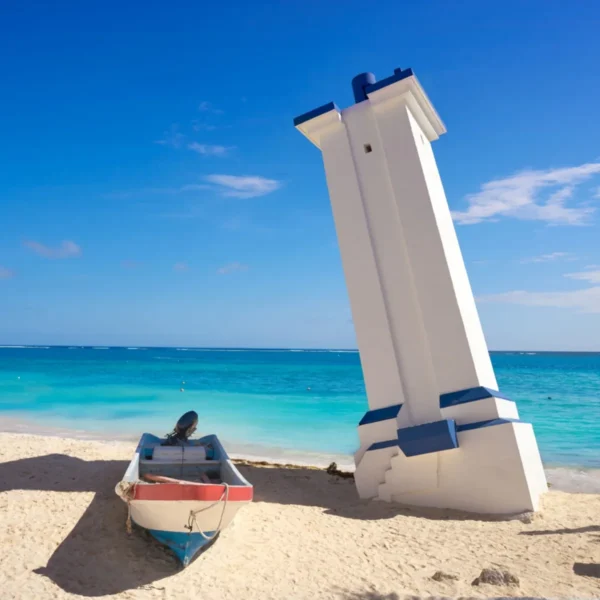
1;0;600;350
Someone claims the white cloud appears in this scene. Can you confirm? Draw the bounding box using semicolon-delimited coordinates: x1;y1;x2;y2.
198;101;224;115
452;162;600;225
478;268;600;313
520;252;576;264
206;175;282;198
113;175;280;202
565;269;600;284
155;124;185;149
173;262;189;272
0;266;15;279
217;262;248;275
477;287;600;314
24;240;81;259
187;142;233;157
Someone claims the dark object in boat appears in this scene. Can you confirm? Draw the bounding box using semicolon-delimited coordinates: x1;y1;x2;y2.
162;410;198;445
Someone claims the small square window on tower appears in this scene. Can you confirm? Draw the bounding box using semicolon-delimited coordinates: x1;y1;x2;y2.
364;144;373;154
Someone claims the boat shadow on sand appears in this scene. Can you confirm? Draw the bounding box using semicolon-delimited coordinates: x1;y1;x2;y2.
3;453;594;596
1;453;180;596
0;453;379;596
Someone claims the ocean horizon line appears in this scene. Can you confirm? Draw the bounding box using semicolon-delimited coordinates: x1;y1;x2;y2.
2;344;600;354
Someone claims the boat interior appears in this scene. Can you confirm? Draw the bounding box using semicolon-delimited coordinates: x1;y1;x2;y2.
136;435;248;487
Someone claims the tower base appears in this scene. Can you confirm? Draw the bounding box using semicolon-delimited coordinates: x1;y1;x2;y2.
355;391;547;515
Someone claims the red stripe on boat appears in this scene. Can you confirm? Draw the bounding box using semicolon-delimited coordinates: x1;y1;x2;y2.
134;483;253;502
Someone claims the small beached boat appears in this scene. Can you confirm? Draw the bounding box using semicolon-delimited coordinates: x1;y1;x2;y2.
115;411;253;566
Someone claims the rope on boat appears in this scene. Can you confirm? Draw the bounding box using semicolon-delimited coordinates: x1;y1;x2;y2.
126;501;133;535
186;482;229;541
118;481;137;535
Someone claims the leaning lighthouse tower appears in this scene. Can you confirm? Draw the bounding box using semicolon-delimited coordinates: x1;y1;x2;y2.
294;67;547;514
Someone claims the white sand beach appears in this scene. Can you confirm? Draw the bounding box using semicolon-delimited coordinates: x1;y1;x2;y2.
1;432;599;600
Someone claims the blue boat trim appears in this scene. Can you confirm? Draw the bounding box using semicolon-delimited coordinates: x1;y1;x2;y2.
457;418;524;432
293;101;339;127
397;419;458;457
439;386;513;409
149;529;217;566
363;68;414;98
367;439;399;452
359;403;402;426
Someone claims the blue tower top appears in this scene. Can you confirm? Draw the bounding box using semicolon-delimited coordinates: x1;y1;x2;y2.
351;72;376;103
293;67;415;127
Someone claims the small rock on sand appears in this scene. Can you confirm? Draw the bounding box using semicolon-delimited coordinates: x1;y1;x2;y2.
432;570;459;582
518;511;535;524
472;567;520;586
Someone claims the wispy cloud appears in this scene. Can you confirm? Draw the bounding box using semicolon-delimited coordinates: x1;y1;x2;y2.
220;216;274;234
192;120;217;132
173;262;189;272
121;260;142;269
104;191;134;200
155;123;231;158
153;184;210;195
198;101;224;115
217;262;248;275
179;184;210;192
126;184;210;197
478;267;600;313
0;266;15;279
158;205;205;220
188;142;233;157
111;175;280;204
477;287;600;314
565;269;600;284
452;162;600;225
155;124;185;149
222;216;243;231
206;175;282;199
520;252;576;264
24;240;81;259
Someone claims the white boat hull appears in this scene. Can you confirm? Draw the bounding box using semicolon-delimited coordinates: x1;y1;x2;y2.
129;499;245;533
116;433;253;566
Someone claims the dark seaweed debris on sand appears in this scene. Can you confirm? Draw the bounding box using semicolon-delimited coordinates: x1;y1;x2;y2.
231;458;355;479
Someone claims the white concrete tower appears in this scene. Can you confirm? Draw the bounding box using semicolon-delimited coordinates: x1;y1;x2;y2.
294;68;547;514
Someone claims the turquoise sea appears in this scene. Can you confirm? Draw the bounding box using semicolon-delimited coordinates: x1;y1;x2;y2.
0;347;598;475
